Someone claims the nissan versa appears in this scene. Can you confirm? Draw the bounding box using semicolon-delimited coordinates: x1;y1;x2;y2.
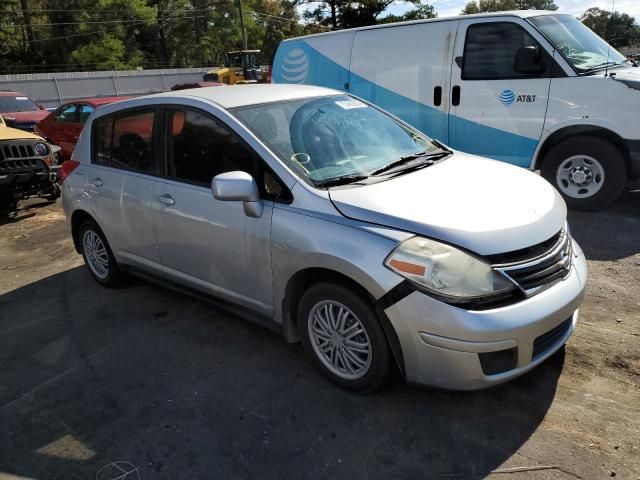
60;84;587;392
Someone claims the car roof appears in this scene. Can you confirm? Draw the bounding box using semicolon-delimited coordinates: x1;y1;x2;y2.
0;90;26;97
283;10;562;41
148;84;339;109
65;96;130;107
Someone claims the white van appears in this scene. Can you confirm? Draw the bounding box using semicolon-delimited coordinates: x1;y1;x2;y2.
272;11;640;210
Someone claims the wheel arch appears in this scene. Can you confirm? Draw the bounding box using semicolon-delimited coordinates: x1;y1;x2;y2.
281;266;406;377
70;209;101;254
534;125;630;176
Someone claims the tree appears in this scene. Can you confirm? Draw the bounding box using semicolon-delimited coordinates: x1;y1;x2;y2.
302;0;436;29
581;7;640;48
461;0;557;14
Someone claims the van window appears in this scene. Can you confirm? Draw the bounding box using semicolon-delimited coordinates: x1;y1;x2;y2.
463;22;542;80
92;109;155;173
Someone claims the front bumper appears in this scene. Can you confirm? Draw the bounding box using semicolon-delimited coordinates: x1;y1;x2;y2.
383;240;587;390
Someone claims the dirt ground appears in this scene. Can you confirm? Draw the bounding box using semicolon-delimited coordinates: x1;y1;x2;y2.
0;192;638;480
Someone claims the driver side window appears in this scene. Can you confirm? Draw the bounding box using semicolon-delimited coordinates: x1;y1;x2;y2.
163;108;288;200
56;104;78;123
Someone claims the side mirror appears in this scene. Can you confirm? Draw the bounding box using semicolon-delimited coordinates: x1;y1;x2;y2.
514;46;544;75
211;171;263;218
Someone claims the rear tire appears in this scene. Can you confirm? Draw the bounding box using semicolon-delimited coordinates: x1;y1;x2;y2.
79;220;122;287
298;282;392;393
541;136;627;211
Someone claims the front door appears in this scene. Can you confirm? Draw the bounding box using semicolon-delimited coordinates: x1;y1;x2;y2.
152;107;274;315
448;18;554;167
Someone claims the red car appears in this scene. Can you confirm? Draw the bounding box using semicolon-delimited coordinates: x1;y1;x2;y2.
36;96;129;161
0;90;49;132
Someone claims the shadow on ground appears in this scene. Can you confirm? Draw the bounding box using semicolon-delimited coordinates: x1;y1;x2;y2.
0;267;564;479
568;188;640;261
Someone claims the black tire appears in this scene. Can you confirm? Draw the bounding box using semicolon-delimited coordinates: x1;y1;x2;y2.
298;282;392;393
541;136;627;211
78;220;122;287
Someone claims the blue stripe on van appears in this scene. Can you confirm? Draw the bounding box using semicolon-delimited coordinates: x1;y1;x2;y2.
274;41;537;168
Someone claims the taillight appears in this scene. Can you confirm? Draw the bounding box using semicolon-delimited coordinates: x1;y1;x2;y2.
59;160;80;184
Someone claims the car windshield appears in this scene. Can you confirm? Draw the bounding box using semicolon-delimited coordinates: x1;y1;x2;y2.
529;14;628;73
233;95;440;186
0;95;40;112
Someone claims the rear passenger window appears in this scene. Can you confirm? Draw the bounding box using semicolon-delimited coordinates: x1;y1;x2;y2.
92;109;155;173
112;110;154;172
165;109;255;185
463;22;542;80
78;105;94;124
93;116;113;166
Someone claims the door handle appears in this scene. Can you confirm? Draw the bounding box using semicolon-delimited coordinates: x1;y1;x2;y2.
156;194;175;207
89;177;103;187
452;86;461;106
433;86;442;106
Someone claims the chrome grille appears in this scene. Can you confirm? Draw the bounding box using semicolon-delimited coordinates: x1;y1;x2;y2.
493;230;572;296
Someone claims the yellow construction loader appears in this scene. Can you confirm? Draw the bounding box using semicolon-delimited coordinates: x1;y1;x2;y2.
203;50;262;84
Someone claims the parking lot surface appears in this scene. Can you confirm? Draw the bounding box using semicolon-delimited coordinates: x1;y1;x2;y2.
0;193;639;479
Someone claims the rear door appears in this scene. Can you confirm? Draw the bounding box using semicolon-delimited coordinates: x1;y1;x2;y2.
86;107;161;272
349;21;458;143
448;18;553;167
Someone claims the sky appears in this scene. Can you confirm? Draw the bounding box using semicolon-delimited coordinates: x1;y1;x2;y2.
386;0;640;19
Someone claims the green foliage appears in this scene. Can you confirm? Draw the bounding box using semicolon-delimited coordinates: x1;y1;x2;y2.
581;7;640;48
461;0;557;14
302;0;436;29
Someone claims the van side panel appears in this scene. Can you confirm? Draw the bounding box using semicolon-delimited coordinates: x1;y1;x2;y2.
272;32;354;91
349;22;456;143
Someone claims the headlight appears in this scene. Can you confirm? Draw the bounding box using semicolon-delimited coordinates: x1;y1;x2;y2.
385;236;515;299
34;142;49;156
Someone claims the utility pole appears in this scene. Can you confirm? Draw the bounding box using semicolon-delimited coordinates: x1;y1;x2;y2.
237;0;248;50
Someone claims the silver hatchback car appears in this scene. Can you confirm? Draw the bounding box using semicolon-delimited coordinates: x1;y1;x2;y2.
61;84;587;392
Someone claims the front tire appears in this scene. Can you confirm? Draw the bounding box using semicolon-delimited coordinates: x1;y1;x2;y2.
541;136;627;211
298;283;392;393
79;220;122;287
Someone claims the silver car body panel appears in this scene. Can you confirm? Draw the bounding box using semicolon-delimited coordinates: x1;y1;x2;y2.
63;84;586;390
328;153;567;255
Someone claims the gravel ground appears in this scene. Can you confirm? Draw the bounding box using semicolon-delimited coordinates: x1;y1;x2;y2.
0;192;638;480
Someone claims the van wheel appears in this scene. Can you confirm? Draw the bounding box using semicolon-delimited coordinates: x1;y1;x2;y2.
298;283;392;393
79;220;122;287
541;136;627;211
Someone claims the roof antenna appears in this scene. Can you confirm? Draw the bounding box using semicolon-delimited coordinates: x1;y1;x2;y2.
605;0;614;77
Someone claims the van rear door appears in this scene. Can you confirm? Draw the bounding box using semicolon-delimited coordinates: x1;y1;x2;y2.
349;21;458;143
448;18;554;167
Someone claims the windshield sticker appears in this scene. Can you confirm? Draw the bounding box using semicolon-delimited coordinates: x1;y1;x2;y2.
335;99;367;110
16;96;29;100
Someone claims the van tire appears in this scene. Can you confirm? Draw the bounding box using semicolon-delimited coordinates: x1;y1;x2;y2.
541;136;627;211
79;220;122;287
298;283;392;393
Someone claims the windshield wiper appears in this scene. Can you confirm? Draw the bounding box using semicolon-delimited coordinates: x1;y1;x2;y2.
313;174;369;188
580;61;621;74
370;150;450;176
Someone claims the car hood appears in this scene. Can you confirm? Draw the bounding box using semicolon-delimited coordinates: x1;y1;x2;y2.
1;110;49;122
328;153;566;256
609;67;640;91
0;123;45;141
